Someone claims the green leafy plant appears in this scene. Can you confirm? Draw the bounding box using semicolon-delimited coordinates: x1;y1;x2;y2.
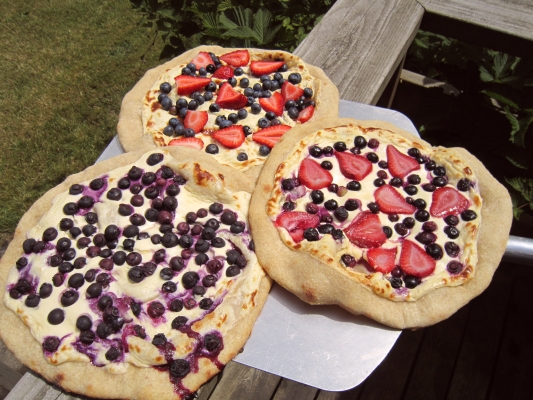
129;0;335;57
403;31;533;220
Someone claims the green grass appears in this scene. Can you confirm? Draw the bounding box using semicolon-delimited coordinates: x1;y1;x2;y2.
0;0;166;243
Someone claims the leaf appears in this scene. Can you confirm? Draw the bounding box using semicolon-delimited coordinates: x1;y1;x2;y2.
479;66;494;82
505;154;529;170
506;177;533;207
481;89;519;110
219;13;239;30
510;193;525;220
253;9;281;44
504;107;533;147
221;26;256;40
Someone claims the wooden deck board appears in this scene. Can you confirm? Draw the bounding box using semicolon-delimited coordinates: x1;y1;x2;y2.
488;264;533;400
294;0;423;105
445;267;513;399
272;379;318;400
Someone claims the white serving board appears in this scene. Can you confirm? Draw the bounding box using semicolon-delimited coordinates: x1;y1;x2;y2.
97;100;419;391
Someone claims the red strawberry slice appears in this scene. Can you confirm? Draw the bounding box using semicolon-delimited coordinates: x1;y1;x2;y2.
400;240;436;278
367;247;397;274
219;50;250;67
215;82;248;110
430;187;470;218
168;137;204;150
334;151;373;181
374;185;416;214
212;65;234;79
252;125;291;148
184;110;208;133
190;52;214;69
212;125;245;149
174;75;212;96
298;158;333;190
281;81;304;101
297;105;315;123
250;61;286;76
275;211;320;243
386;145;420;178
343;212;387;249
259;92;284;116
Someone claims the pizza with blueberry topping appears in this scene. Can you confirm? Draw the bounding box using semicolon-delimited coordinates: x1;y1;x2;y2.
249;117;512;329
118;45;339;181
0;148;270;400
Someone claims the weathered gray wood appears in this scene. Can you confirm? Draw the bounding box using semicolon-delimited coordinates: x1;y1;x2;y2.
295;0;424;105
0;360;23;392
206;361;280;400
419;0;533;59
5;372;61;400
196;373;220;400
271;379;318;400
316;385;363;400
419;0;533;41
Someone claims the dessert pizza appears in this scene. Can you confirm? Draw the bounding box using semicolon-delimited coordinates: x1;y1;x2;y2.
118;45;339;181
250;117;512;329
0;148;270;400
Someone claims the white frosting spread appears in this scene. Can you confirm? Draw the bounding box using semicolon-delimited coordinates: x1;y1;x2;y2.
4;150;264;372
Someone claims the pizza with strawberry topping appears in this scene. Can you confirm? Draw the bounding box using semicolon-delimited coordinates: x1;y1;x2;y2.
249;117;512;329
118;46;339;181
0;148;270;400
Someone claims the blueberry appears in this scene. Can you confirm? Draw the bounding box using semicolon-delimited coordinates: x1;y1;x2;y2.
404;275;421;289
366;152;379;163
457;178;472;192
354;136;367;148
390;177;403;187
461;210;478;221
170;359;190;378
182;271;200;289
347;181;361;191
237;152;248;161
368;138;380;149
368;202;380;213
310;190;324;204
206;144;219;154
444;215;459;226
394;223;409;236
288;73;301;84
259;145;270;156
447;261;463;274
48;308;65;325
426;243;443;260
415;210;429;222
251;103;262;114
334;207;349;221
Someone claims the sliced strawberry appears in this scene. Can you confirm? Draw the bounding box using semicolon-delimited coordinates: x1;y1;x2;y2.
212;125;245;149
343;212;387;249
252;125;291;148
297;105;315;123
367;247;397;274
259;92;284;116
174;75;212;96
212;65;234;79
250;61;285;76
219;50;250;67
334;151;373;181
275;211;320;243
215;82;248;110
374;185;416;214
298;158;333;190
168;137;204;150
386;145;420;178
281;81;304;101
190;51;214;69
184;110;208;133
400;240;436;278
430;187;470;218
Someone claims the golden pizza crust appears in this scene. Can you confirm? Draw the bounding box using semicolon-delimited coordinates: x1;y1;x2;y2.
0;148;271;400
249;117;511;329
117;45;339;182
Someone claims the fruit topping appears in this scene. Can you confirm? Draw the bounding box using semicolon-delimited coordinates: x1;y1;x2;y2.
298;158;333;190
334;151;373;181
259;92;284;116
250;61;285;76
215;82;248;110
343;212;387;249
212;125;246;149
190;51;214;69
275;211;320;243
367;247;397;274
297;105;315;123
429;187;470;218
281;81;304;101
168;137;205;150
184;110;208;133
174;75;212;96
374;185;416;214
252;125;291;148
219;49;250;67
212;65;234;79
399;240;436;278
386;145;420;178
